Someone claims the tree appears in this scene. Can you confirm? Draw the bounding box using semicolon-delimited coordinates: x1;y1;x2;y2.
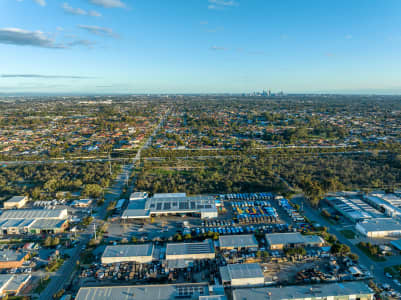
51;237;60;247
348;253;359;261
44;236;52;247
83;184;103;198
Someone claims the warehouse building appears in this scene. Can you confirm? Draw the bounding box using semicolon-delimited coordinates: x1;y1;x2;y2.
265;232;325;250
130;192;148;202
122;193;218;220
220;263;264;287
364;192;401;218
356;218;401;238
0;250;29;269
72;199;92;208
75;283;214;300
0;209;68;235
166;239;215;260
325;195;383;223
232;281;374;300
0;274;31;296
101;244;154;264
390;239;401;251
0;218;68;235
0;219;36;235
3;196;28;209
28;219;69;234
219;235;258;250
0;209;68;220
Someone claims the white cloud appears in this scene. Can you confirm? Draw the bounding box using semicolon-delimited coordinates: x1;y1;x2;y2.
63;3;86;15
89;10;102;17
78;25;118;38
210;46;227;51
345;34;353;40
62;3;102;17
89;0;125;8
208;0;237;10
0;28;64;48
34;0;46;6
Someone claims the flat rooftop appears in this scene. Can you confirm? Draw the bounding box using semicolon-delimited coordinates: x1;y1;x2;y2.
233;281;373;300
0;250;27;262
75;283;210;300
0;209;67;220
153;193;187;198
0;218;36;228
220;263;263;282
102;244;153;259
265;232;323;246
29;219;67;229
5;196;26;203
166;240;214;256
357;218;401;232
219;234;258;248
146;195;216;212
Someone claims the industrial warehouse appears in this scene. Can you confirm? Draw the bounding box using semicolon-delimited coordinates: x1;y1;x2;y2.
0;274;31;297
165;239;215;260
232;281;374;300
122;193;218;220
75;283;221;300
101;244;154;264
219;234;258;250
325;194;384;223
364;192;401;218
265;232;325;250
0;209;68;235
356;218;401;238
3;196;28;209
0;209;68;220
0;250;29;269
220;263;264;287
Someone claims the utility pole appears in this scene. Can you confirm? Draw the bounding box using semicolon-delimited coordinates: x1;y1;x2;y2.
93;223;97;240
108;153;112;176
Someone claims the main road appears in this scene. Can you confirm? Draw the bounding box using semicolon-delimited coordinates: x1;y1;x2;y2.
38;109;169;300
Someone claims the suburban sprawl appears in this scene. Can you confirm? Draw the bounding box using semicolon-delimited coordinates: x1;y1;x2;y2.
1;95;401;300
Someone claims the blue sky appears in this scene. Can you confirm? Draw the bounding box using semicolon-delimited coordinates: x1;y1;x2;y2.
1;0;401;94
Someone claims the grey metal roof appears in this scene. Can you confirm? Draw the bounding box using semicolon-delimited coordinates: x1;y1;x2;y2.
265;232;323;246
102;244;153;259
29;219;67;229
0;218;35;228
5;196;26;203
219;234;258;248
221;263;263;280
0;250;27;262
0;209;67;220
75;284;210;300
357;218;401;232
3;274;30;292
390;239;401;251
233;282;373;300
166;240;214;256
0;274;13;291
121;209;150;219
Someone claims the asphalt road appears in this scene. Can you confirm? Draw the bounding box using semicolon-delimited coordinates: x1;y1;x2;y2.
38;164;133;300
291;195;401;292
38;109;169;299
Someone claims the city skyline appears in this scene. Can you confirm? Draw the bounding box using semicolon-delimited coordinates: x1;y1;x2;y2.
2;0;401;94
